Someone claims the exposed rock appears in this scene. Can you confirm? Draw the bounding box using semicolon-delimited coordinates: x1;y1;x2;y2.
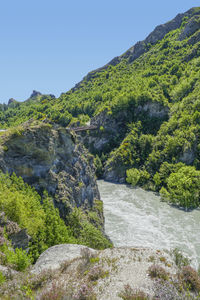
0;122;101;223
8;98;16;105
136;101;169;118
30;90;42;98
32;244;180;300
78;110;127;155
0;212;30;250
9;229;31;250
104;168;126;183
0;265;18;278
32;244;97;273
179;15;200;41
179;148;195;164
188;29;200;45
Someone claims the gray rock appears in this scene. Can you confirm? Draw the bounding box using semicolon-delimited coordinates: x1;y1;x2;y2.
188;30;200;45
9;229;31;250
32;244;97;273
179;15;200;41
8;98;16;105
179;148;195;164
30;90;42;98
136;102;169;118
0;265;18;278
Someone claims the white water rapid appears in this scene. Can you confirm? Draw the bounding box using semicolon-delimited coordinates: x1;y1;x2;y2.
98;180;200;268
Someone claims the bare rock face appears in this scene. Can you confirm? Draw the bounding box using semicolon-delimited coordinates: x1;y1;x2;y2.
0;122;101;222
83;110;127;154
0;212;31;250
31;244;181;300
179;148;195;165
30;90;42;98
179;15;200;41
136;101;169;119
32;244;97;273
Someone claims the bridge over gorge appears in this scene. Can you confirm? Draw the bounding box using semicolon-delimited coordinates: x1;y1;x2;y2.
67;125;98;132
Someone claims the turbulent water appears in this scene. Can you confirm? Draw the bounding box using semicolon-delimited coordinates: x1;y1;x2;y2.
98;180;200;268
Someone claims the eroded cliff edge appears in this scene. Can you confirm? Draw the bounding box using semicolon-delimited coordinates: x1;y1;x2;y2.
0;121;105;230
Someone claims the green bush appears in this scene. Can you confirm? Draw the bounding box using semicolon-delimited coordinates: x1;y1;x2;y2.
160;166;200;209
0;243;31;271
0;271;6;285
126;168;150;187
148;264;169;281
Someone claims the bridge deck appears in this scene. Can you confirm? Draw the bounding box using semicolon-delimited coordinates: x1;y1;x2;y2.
67;125;98;132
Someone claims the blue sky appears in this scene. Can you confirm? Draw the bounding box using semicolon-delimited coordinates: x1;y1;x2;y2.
0;0;199;103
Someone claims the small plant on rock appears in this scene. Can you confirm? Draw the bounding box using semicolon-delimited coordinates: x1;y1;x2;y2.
172;248;190;268
39;281;65;300
73;283;97;300
118;284;149;300
87;265;109;281
148;264;169;281
179;265;200;292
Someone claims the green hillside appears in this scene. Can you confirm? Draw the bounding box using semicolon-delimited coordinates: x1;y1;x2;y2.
1;7;200;209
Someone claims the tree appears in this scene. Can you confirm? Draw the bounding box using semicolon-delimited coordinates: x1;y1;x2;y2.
160;166;200;209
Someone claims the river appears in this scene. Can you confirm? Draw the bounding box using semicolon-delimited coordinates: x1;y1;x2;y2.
98;180;200;268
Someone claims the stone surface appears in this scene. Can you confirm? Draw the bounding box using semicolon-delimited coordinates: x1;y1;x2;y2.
136;101;169;119
0;212;30;250
9;229;31;250
32;244;97;273
32;244;180;300
30;90;42;98
179;15;200;41
0;265;18;278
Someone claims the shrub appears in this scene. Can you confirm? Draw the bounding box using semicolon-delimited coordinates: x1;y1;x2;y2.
118;284;149;300
126;168;150;187
179;265;200;292
148;264;169;281
73;283;97;300
87;265;109;281
0;271;6;285
160;166;200;209
39;281;66;300
126;168;140;186
153;279;183;300
171;248;190;268
0;243;31;271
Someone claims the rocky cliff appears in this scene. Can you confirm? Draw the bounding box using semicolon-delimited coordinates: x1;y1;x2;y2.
0;121;102;223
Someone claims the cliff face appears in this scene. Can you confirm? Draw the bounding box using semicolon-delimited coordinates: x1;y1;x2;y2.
0;122;101;221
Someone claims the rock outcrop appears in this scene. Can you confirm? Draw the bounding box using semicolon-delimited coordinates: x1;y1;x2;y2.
30;243;187;300
0;212;31;250
32;244;97;274
179;15;200;41
0;122;101;222
80;110;127;155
